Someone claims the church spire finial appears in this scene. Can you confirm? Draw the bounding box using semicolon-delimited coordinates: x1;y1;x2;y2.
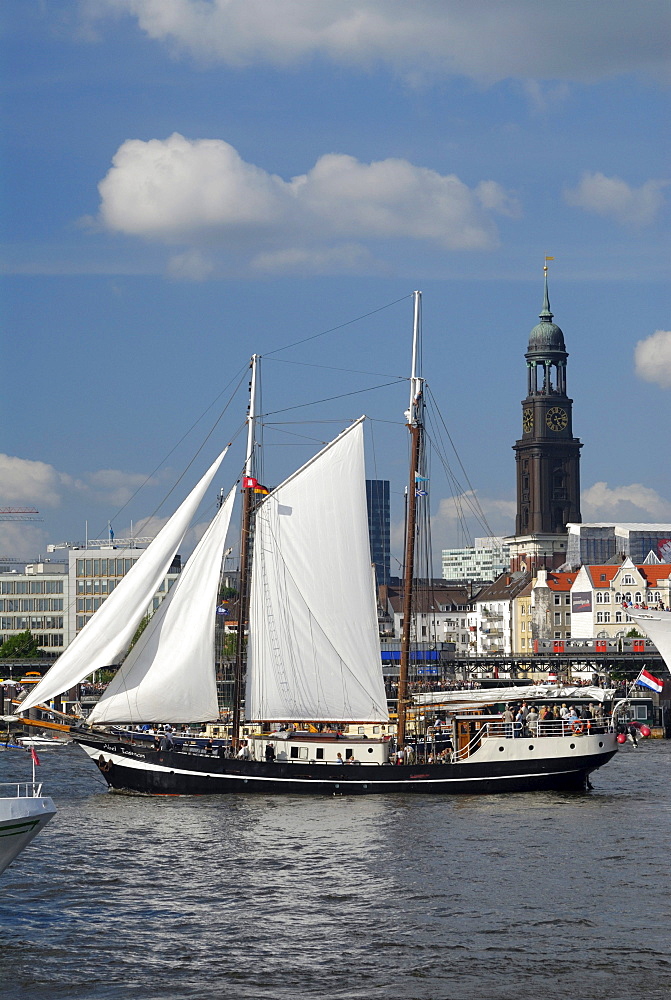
541;255;554;321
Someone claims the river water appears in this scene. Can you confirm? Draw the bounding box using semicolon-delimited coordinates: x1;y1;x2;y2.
1;741;669;1000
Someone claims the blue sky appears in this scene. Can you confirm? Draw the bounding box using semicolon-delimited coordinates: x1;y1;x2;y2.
1;0;669;565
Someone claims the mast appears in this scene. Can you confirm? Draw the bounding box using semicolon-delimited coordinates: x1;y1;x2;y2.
398;291;423;748
231;354;259;748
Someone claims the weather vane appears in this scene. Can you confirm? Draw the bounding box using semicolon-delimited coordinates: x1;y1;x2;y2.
544;255;555;274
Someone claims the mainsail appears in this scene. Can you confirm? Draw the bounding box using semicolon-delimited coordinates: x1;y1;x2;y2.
19;447;229;713
88;486;236;723
246;418;388;723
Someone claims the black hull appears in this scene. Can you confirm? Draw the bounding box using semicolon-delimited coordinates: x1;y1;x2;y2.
77;737;617;796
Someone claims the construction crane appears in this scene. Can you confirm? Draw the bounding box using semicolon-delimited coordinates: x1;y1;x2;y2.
0;507;43;522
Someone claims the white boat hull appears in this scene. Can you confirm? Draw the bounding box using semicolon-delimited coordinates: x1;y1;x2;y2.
0;792;56;875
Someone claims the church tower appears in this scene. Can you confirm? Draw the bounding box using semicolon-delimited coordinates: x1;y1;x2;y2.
509;266;582;572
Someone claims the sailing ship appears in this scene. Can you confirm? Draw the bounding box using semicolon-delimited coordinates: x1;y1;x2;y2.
18;293;622;794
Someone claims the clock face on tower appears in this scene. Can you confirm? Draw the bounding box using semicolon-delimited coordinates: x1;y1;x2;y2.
546;406;568;431
522;408;534;432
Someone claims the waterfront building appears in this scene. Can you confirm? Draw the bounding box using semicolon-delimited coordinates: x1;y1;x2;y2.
566;523;671;566
381;581;480;657
0;561;71;654
366;479;390;587
507;270;582;572
0;539;183;659
66;543;181;640
474;572;532;656
530;569;575;643
441;536;511;583
514;588;533;655
569;557;671;639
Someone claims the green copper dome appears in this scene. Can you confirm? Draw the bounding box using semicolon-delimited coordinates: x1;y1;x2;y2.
527;274;566;354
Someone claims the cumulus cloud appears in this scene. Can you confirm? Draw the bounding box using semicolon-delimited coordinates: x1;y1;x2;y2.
96;134;517;272
429;492;516;553
564;172;668;226
634;330;671;388
92;1;670;83
0;454;74;508
0;454;159;510
582;482;671;522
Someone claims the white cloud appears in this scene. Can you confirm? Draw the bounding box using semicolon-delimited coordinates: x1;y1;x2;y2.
430;492;516;552
0;523;50;561
92;1;671;83
0;454;73;508
564;172;668;226
634;330;671;388
85;468;155;506
96;134;517;272
0;453;159;511
582;482;671;522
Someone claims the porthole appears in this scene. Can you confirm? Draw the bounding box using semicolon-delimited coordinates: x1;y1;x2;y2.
570;743;576;750
499;746;505;752
367;747;374;753
528;745;534;751
599;741;604;748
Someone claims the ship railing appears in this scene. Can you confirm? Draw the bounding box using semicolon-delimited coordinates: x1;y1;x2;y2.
481;719;610;740
453;718;612;760
0;781;44;798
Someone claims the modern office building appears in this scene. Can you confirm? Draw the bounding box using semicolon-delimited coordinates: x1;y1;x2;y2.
0;542;181;657
0;561;71;654
366;479;390;587
67;543;181;639
442;536;511;583
566;523;671;567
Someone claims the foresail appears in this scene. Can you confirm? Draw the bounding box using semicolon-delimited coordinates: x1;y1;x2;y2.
19;447;229;714
246;418;388;723
89;486;236;724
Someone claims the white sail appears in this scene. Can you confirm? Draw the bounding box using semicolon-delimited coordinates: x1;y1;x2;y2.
629;609;671;671
89;486;236;724
246;418;388;723
19;448;229;713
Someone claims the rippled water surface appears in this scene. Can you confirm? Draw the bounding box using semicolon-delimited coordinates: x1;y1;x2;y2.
1;742;670;1000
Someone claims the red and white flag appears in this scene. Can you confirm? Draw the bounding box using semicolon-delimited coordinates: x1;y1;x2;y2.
242;476;258;489
30;746;41;766
635;669;664;694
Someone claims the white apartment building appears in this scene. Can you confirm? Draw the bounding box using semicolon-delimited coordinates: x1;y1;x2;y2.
570;557;671;639
442;537;511;583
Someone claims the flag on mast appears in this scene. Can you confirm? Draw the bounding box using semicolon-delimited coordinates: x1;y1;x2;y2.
30;746;41;766
635;668;664;693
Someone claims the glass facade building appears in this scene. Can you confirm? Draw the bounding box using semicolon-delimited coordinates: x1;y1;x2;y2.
366;480;390;587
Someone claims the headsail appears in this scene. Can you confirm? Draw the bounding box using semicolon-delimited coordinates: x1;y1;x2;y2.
88;486;236;724
19;447;229;713
246;418;388;723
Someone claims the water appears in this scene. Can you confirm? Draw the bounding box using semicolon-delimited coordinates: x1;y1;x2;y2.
1;742;670;1000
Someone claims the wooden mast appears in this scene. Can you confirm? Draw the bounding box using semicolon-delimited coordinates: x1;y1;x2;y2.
231;354;259;749
397;292;423;749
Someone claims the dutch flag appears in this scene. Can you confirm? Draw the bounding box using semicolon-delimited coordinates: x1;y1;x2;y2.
635;669;664;694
